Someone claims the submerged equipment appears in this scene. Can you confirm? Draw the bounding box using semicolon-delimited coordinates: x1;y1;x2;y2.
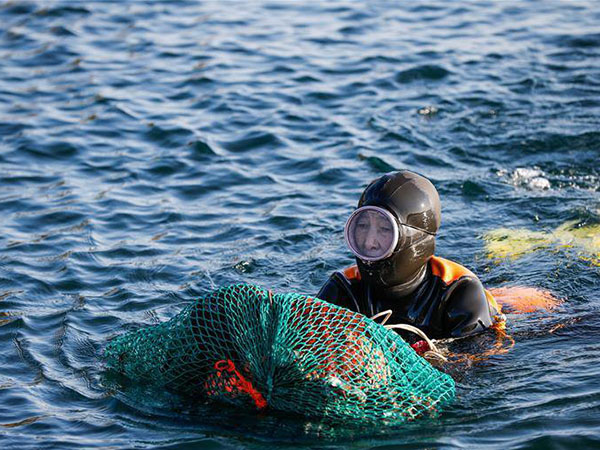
483;220;600;267
104;284;455;423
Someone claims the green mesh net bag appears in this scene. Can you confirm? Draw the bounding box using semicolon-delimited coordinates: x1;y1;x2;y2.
104;284;455;423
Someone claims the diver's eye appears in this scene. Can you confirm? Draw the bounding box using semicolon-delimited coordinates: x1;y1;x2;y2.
356;222;369;230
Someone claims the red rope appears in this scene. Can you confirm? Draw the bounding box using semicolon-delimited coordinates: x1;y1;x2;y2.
213;360;267;410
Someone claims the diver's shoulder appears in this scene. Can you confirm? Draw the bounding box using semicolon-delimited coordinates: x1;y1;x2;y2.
429;257;500;317
324;265;362;291
429;256;479;285
317;266;362;311
320;265;361;286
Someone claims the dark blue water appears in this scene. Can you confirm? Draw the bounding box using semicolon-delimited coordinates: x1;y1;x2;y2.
1;1;599;448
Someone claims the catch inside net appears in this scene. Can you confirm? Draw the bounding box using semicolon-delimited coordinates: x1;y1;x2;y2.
103;284;455;423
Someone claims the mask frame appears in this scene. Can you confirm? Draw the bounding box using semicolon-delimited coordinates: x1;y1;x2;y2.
344;205;435;262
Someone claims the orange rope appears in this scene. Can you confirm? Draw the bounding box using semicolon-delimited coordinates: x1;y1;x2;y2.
444;322;515;363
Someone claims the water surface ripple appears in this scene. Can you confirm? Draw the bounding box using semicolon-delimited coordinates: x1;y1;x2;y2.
1;1;599;448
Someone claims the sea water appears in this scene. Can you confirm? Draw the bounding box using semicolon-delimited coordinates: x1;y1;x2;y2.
0;1;599;448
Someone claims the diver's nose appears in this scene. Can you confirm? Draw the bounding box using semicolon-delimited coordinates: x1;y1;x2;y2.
365;226;379;249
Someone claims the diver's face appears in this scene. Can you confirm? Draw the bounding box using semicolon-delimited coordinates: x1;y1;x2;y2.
353;210;396;258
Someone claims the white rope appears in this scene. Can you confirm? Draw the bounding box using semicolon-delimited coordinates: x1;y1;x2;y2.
369;309;392;326
370;312;448;362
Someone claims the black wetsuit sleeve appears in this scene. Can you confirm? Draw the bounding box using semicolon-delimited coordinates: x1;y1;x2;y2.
316;272;361;313
443;277;494;338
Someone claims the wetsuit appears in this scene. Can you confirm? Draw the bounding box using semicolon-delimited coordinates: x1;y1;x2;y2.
317;256;501;339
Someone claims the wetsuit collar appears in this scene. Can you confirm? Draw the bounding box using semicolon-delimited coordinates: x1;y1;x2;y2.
379;263;428;298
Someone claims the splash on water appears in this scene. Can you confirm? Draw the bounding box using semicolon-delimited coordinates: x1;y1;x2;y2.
497;167;551;190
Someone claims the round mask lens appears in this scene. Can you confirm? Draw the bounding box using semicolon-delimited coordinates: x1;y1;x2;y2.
344;206;399;261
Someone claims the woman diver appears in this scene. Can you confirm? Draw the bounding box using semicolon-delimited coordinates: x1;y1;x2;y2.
317;170;502;339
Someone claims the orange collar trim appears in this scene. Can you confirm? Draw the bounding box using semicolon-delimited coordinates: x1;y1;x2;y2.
343;265;361;281
344;256;476;286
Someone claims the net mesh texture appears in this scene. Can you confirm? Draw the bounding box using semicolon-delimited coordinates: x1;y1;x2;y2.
104;284;455;423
